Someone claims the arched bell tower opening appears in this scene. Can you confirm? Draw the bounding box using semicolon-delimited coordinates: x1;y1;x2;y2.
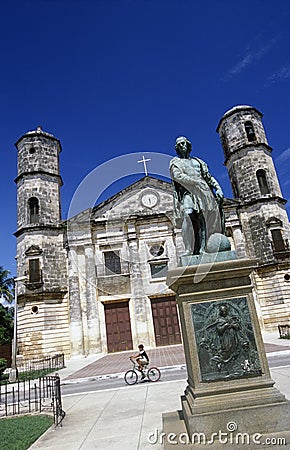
28;197;40;223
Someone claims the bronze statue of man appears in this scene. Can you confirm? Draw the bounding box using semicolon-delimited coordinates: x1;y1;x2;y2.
170;136;224;255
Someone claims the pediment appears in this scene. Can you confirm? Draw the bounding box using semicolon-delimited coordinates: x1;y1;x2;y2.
25;245;43;256
266;217;283;228
92;176;173;221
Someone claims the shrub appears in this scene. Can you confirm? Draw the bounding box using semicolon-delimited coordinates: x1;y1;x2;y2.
0;357;7;374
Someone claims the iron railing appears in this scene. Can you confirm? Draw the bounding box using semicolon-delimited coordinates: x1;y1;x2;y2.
0;375;65;426
16;353;65;375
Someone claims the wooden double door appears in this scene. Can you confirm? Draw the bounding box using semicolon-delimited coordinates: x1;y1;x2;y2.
104;301;133;353
151;296;182;346
104;297;181;353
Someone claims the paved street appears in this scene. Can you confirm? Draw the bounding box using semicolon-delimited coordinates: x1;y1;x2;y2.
60;351;290;397
62;341;289;382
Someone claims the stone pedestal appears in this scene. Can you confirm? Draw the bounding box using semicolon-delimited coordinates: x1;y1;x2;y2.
163;258;290;448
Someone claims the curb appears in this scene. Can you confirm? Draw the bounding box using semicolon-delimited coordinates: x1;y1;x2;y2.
8;350;289;390
61;364;187;385
60;349;289;385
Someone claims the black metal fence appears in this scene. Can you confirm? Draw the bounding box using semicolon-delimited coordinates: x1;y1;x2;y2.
0;375;65;426
16;353;65;375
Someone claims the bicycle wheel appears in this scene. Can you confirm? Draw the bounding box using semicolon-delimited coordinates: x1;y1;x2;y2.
147;367;161;382
124;370;138;385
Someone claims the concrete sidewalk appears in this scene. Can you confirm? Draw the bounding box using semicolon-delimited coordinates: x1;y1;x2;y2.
29;331;290;450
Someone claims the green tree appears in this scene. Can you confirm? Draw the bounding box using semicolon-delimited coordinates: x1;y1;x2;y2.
0;266;14;303
0;267;14;345
0;304;13;344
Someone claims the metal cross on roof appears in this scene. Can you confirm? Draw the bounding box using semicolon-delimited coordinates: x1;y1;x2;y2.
137;155;151;176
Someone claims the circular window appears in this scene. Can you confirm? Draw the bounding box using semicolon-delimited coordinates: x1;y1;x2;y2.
150;244;164;257
284;274;290;282
31;306;39;314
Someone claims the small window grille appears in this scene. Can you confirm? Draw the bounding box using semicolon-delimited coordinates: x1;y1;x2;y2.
271;229;286;253
104;251;121;274
29;259;41;283
150;262;168;279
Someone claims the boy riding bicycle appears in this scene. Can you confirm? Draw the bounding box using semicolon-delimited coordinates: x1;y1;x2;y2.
130;344;149;379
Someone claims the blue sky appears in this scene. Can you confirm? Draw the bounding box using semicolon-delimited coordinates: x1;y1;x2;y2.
2;0;290;276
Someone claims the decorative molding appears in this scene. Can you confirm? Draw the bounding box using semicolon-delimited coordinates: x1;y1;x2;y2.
25;245;43;256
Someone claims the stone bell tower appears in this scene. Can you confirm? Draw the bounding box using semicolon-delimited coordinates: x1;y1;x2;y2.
217;105;290;263
217;105;290;330
15;126;70;357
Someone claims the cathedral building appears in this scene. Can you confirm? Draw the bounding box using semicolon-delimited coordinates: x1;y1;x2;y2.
14;106;290;359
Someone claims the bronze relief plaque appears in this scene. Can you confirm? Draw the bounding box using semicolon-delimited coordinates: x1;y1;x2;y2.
191;297;262;382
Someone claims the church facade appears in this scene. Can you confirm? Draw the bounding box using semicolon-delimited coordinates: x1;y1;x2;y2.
14;105;290;359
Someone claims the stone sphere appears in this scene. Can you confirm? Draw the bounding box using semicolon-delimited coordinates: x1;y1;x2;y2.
206;233;231;253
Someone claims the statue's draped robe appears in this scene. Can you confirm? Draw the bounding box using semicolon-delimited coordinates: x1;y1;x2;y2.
169;156;223;237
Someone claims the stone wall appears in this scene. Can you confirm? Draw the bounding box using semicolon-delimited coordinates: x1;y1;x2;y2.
238;202;290;263
254;265;290;331
16;130;61;176
227;146;282;203
217;106;268;158
17;175;61;229
17;230;67;294
17;292;70;358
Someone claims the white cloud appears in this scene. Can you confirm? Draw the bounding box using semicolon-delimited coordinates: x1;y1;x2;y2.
275;150;290;199
228;38;278;76
275;147;290;164
266;66;290;85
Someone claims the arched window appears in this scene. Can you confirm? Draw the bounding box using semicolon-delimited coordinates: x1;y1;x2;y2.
271;229;286;253
244;121;256;142
28;197;39;223
256;169;270;194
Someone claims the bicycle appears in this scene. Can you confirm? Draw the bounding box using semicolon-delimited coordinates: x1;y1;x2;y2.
124;358;161;385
